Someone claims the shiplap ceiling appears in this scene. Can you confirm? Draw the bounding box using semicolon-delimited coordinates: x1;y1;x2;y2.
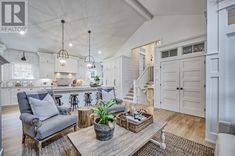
139;0;206;16
0;0;145;60
0;0;206;60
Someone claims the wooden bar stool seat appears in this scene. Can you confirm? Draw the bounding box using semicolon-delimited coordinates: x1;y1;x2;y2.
55;95;63;106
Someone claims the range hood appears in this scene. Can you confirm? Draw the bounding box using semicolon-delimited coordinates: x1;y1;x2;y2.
0;55;9;65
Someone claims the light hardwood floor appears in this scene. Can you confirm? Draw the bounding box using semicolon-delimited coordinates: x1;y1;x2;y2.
2;105;214;156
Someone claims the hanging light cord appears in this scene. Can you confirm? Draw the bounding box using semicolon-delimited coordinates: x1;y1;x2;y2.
61;20;65;51
88;30;91;62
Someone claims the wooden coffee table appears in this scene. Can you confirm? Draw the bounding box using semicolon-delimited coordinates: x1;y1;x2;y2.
68;121;167;156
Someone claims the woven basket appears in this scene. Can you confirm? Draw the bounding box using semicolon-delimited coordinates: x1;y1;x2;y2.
116;112;153;133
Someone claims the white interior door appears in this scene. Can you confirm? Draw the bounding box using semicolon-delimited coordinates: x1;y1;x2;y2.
179;57;205;117
160;60;180;112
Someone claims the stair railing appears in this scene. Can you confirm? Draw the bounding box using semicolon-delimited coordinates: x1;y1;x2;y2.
133;65;154;104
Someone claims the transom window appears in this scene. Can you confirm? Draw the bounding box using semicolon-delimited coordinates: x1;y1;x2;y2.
161;49;178;58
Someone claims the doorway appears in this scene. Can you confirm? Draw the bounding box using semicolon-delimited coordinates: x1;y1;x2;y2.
160;56;205;117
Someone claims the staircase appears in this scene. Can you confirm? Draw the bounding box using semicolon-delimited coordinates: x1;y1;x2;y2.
133;66;154;104
141;81;154;93
123;65;154;104
123;88;134;102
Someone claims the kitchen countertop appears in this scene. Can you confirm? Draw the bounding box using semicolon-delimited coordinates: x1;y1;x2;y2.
51;85;112;92
0;86;51;89
0;85;113;92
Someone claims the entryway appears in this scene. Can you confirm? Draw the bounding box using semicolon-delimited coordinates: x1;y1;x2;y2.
160;56;205;117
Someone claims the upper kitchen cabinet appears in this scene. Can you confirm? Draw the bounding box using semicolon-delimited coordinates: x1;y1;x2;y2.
55;56;78;73
38;52;55;79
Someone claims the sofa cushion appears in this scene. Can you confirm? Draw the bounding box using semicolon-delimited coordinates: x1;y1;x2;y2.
36;115;77;140
215;133;235;156
108;104;126;113
28;94;59;121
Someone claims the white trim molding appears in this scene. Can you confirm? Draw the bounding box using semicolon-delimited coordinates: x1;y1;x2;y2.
206;0;235;144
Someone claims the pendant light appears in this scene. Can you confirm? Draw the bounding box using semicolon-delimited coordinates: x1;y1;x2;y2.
21;51;26;61
57;20;69;66
84;30;95;68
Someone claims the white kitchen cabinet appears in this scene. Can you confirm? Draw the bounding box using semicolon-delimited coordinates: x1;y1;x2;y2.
55;56;78;73
103;56;131;98
11;88;22;105
1;88;12;106
76;59;87;80
38;53;55;79
1;87;39;106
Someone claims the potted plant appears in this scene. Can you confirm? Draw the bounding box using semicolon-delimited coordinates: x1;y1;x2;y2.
94;75;100;84
92;99;116;141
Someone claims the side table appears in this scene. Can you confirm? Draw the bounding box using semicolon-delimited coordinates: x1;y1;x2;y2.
77;107;94;128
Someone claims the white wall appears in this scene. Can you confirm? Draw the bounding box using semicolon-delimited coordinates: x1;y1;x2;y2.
115;14;206;57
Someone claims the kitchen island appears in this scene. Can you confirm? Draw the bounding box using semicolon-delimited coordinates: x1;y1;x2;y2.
0;85;113;107
51;85;113;107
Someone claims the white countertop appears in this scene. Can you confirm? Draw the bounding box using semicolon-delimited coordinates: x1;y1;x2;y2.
0;85;113;92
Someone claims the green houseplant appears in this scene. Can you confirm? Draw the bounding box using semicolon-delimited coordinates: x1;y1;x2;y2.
92;99;116;141
94;75;100;84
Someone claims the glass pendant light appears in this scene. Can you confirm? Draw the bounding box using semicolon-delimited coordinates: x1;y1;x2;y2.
57;20;69;66
84;30;95;68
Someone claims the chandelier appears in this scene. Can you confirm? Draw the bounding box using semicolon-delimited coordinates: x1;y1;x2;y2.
84;30;95;68
57;19;69;66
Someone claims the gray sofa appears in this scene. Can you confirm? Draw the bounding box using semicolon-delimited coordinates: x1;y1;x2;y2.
215;121;235;156
97;87;126;113
17;90;77;152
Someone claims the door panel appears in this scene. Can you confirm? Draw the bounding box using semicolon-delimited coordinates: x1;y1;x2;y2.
160;57;205;117
160;60;180;112
180;57;205;117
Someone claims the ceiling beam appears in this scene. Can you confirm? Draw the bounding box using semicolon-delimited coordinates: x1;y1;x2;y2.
125;0;153;20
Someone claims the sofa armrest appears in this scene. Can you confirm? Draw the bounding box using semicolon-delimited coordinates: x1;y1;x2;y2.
219;120;235;135
20;113;41;127
57;106;71;115
115;98;123;105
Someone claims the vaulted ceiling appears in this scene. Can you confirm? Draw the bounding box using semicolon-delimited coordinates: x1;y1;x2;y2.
139;0;206;16
0;0;206;60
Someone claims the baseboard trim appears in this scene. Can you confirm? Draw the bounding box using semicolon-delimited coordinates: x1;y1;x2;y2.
0;148;3;156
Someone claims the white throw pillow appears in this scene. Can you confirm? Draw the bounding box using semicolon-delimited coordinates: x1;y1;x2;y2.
102;90;115;102
28;94;59;121
43;93;56;105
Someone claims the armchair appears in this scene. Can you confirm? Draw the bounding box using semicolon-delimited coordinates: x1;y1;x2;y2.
215;121;235;156
97;87;126;113
17;90;77;152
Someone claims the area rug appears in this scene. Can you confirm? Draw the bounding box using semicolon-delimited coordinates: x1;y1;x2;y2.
22;131;214;156
134;132;214;156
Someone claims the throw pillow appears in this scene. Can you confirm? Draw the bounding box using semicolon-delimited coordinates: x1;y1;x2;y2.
28;94;59;121
102;89;115;102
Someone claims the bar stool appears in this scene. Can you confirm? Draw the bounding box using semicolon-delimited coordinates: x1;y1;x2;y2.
84;92;92;106
70;94;79;110
55;95;63;106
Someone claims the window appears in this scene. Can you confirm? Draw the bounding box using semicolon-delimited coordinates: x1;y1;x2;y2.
228;7;235;25
183;45;192;54
161;49;178;58
183;42;205;55
88;69;97;80
12;63;34;79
